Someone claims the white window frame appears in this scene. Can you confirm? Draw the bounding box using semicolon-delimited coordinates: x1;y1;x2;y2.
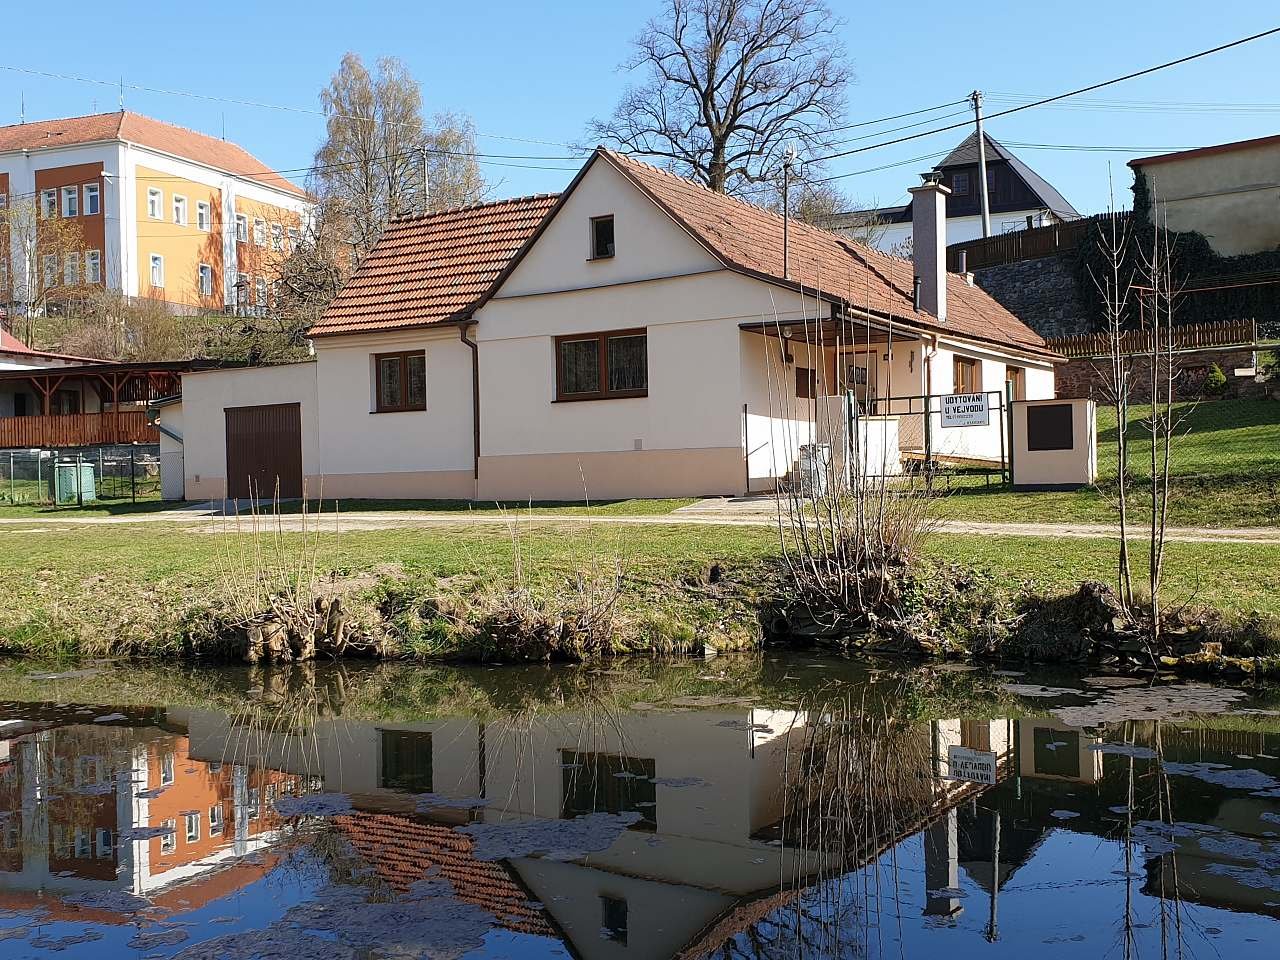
172;194;188;226
255;277;268;306
64;255;79;286
75;828;92;859
147;188;163;219
40;189;57;218
236;272;250;304
209;804;224;836
287;226;301;249
61;186;79;218
85;249;102;284
235;214;248;242
184;812;200;843
160;820;176;854
252;217;266;246
160;750;175;784
149;254;165;289
270;223;283;252
196;200;211;232
198;262;213;297
95;828;113;859
82;182;100;215
43;254;58;288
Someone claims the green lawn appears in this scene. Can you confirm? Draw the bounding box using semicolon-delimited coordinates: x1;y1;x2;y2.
1;519;1277;660
932;398;1280;527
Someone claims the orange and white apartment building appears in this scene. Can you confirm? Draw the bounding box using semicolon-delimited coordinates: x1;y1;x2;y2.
0;110;310;313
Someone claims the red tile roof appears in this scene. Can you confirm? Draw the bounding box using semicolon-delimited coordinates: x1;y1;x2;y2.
309;194;560;337
0;111;305;197
332;813;555;938
593;149;1052;356
0;327;103;363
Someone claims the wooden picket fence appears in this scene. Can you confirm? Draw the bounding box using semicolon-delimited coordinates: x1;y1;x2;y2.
1046;318;1258;359
946;213;1131;272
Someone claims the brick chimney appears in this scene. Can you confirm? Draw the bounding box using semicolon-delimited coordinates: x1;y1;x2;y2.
908;172;951;323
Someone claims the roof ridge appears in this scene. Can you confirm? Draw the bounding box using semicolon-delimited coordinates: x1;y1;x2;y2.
0;109;125;134
389;192;561;223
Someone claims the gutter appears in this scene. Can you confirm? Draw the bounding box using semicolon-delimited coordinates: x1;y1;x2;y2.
459;320;480;497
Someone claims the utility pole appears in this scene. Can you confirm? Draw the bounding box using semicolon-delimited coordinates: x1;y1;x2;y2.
971;90;992;238
782;144;798;279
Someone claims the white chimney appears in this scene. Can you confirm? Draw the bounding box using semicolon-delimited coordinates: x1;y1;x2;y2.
908;172;951;323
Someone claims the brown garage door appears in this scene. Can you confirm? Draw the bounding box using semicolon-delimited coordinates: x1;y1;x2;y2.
225;403;303;500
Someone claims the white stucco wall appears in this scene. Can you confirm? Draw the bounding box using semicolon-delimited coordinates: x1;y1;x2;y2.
157;403;184;500
176;362;319;500
1135;140;1280;256
868;208;1060;254
313;327;475;498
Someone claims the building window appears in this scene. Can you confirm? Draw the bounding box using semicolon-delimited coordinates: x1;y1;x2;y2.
561;751;657;830
248;787;260;820
160;750;175;784
83;182;100;215
53;389;81;415
95;828;114;859
209;805;224;836
235;214;248;242
379;730;433;792
147;188;163;219
796;367;817;399
254;276;268;306
75;829;92;859
196;201;211;231
85;250;102;284
287;226;301;250
951;171;970;197
600;896;629;945
555;329;647;400
40;189;57;218
43;254;58;288
198;263;214;297
236;272;250;304
172;195;188;226
374;351;427;413
63;255;79;286
61;186;79;217
160;820;176;854
150;254;165;289
184;812;200;843
590;215;615;259
270;223;284;251
953;356;980;395
1005;364;1026;401
253;218;266;245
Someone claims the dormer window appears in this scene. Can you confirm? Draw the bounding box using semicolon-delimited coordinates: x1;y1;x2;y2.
590;215;615;260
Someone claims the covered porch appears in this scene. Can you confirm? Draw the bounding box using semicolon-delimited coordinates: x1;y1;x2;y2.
0;361;209;449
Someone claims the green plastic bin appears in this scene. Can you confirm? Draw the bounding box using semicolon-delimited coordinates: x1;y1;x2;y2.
49;462;97;505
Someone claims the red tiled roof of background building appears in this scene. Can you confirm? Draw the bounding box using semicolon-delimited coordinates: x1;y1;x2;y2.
332;813;556;938
0;111;305;197
309;194;560;337
594;149;1052;356
0;327;103;363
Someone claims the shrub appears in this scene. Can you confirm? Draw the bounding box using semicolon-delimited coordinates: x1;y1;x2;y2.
1203;363;1228;397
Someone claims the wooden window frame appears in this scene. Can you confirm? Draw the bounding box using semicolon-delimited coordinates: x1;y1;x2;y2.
554;328;648;402
1005;364;1026;401
373;350;427;414
796;366;817;400
589;215;615;260
952;356;981;395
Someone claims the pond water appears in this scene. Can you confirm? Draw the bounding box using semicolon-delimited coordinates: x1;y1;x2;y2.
1;656;1279;959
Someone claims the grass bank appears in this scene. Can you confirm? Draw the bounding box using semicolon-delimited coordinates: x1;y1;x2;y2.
1;517;1278;663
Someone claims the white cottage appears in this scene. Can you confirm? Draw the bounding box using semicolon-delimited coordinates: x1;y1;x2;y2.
167;148;1061;503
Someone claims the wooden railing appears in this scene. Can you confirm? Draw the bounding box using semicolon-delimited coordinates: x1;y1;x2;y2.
0;411;158;449
947;213;1132;272
1046;319;1259;359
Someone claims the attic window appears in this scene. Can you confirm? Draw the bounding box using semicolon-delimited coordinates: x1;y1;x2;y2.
951;172;970;196
590;215;615;260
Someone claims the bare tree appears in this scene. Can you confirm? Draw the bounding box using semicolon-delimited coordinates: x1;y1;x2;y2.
313;53;486;262
0;195;88;342
589;0;851;195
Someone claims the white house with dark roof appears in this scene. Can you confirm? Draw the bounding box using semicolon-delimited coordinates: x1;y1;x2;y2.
836;132;1081;253
163;148;1061;503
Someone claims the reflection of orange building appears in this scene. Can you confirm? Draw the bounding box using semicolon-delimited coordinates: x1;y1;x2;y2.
0;111;311;311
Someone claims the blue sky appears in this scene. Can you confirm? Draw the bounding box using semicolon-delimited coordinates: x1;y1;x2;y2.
4;1;1278;216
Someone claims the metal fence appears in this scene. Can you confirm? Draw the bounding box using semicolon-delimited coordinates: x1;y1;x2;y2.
0;444;162;507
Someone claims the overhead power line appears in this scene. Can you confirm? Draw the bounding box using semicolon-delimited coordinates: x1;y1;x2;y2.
814;25;1280;174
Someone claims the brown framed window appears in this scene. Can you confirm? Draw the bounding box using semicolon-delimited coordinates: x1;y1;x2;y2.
555;329;647;401
374;351;426;412
1005;364;1026;401
953;356;981;395
796;367;816;399
590;215;615;259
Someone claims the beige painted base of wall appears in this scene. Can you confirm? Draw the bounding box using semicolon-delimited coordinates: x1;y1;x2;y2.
477;447;744;501
186;471;474;502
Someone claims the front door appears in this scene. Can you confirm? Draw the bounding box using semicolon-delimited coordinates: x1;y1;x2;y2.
845;354;878;413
